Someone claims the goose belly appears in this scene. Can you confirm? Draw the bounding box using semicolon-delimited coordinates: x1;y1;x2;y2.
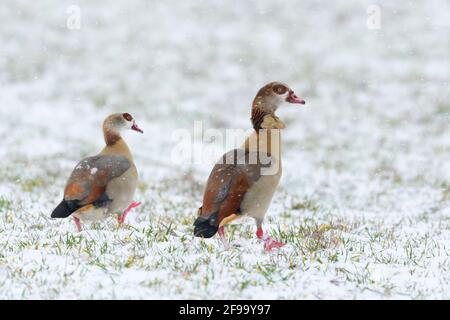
240;171;281;223
73;206;109;222
105;165;138;214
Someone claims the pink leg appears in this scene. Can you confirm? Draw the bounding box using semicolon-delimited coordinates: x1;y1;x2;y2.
72;216;82;232
256;226;285;252
118;201;141;224
218;226;230;249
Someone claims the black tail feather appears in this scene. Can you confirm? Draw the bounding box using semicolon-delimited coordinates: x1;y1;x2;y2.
51;200;79;218
193;211;218;238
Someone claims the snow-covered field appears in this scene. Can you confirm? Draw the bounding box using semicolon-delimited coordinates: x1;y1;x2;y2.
1;0;449;299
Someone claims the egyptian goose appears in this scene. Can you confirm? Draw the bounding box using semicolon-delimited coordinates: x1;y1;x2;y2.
194;82;305;251
51;113;143;231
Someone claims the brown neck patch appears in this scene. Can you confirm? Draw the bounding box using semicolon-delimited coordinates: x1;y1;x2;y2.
251;107;272;131
104;130;122;146
251;83;278;130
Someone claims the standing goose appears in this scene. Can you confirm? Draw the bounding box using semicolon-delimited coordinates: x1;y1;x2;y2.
51;113;143;231
194;82;305;251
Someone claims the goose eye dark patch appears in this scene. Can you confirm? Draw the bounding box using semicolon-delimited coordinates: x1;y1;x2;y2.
273;84;288;95
123;113;133;121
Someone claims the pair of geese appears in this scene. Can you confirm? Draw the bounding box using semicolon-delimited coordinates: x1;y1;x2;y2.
51;82;306;251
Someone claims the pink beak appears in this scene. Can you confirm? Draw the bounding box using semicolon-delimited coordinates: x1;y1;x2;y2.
131;122;144;133
286;90;305;104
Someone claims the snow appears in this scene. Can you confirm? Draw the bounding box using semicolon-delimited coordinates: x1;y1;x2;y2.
0;0;449;299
